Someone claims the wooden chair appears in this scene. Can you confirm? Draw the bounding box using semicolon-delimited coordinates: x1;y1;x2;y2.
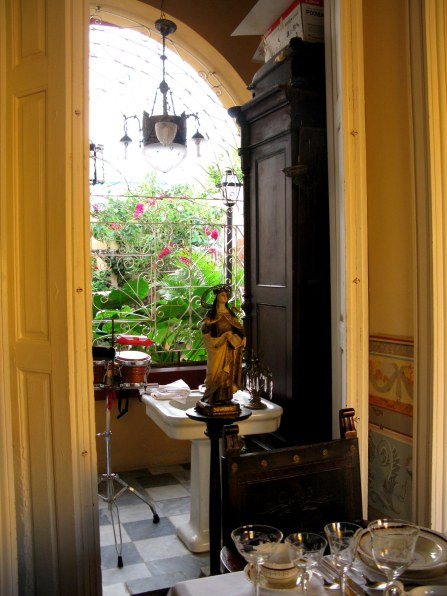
220;410;363;572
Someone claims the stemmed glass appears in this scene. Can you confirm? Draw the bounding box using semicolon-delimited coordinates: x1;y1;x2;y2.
324;521;362;593
231;524;283;596
285;532;328;591
368;519;419;595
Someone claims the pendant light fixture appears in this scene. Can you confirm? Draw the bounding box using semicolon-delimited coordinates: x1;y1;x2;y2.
119;3;204;173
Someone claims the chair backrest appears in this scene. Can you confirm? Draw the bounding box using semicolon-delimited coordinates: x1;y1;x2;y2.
221;436;363;550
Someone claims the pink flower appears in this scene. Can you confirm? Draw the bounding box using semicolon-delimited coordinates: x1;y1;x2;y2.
179;256;191;266
109;223;121;230
203;225;211;236
209;247;216;254
92;204;99;212
158;247;171;260
210;229;219;240
134;203;144;219
145;197;156;206
157;192;167;200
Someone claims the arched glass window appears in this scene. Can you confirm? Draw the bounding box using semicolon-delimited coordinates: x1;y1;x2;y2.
89;11;244;366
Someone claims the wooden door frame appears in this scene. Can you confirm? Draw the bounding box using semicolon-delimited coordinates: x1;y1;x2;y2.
325;0;369;516
420;0;447;531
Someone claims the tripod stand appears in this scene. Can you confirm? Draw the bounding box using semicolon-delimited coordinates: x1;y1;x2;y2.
97;387;160;568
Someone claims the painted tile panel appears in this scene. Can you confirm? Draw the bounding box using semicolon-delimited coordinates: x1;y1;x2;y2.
368;335;413;520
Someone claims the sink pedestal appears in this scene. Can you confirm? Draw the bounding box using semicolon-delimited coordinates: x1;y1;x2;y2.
141;391;282;553
176;439;210;552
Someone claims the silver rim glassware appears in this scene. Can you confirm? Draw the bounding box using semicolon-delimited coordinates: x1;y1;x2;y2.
231;524;283;596
285;532;328;591
324;521;362;593
368;518;419;595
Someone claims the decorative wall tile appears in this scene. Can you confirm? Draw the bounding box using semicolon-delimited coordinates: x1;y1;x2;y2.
368;426;413;521
369;335;414;413
368;335;413;520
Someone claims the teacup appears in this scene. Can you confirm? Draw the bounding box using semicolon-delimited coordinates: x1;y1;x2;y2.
261;543;299;589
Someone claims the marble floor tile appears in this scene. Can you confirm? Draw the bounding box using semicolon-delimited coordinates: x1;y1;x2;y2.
133;534;191;563
167;513;190;529
102;562;152;586
101;541;143;570
102;582;130;595
100;465;209;595
100;522;131;547
145;484;190;501
136;472;179;488
115;502;162;524
155;497;190;517
123;516;176;541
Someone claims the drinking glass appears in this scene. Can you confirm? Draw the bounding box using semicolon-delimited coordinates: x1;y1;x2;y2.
231;524;283;596
285;532;328;590
368;519;419;595
324;521;362;593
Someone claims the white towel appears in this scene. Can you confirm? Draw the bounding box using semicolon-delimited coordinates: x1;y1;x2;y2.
151;379;190;401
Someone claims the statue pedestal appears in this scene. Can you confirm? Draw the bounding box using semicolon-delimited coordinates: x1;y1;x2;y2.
186;407;251;576
195;398;240;417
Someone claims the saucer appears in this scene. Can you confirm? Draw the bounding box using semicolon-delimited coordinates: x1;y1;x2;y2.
244;564;308;593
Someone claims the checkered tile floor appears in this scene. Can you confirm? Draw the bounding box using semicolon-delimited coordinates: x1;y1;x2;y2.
98;464;209;595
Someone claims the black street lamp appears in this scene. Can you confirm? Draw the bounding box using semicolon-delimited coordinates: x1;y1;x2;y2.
217;169;242;286
89;142;104;185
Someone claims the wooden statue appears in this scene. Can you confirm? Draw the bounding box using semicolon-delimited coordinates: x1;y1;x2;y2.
196;284;245;416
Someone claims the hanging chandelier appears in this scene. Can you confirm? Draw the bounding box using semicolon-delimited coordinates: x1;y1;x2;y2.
120;9;204;173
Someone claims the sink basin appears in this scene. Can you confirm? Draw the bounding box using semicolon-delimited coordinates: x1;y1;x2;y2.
141;387;283;553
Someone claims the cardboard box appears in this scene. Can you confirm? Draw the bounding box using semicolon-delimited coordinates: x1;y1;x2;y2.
262;0;324;62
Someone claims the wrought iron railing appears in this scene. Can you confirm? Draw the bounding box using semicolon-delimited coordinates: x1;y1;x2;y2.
91;192;244;364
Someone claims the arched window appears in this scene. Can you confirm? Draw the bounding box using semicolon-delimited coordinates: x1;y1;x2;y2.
89;7;244;366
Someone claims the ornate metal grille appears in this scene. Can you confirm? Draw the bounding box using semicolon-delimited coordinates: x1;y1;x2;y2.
91;192;244;364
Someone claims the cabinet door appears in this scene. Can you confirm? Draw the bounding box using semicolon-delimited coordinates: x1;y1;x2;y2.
248;116;331;445
250;136;293;411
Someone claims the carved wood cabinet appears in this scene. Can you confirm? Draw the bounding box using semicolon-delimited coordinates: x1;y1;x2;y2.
230;40;332;445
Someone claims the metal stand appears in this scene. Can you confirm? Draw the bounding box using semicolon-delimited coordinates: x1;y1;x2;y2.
97;393;160;568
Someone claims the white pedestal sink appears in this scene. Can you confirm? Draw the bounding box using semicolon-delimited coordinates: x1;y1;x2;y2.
141;390;283;553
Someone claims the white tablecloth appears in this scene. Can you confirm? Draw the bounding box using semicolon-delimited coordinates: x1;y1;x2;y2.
167;566;447;595
167;571;331;596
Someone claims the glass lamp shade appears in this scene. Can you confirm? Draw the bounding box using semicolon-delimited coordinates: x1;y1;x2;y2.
218;168;242;205
142;111;187;172
155;120;178;146
142;142;187;173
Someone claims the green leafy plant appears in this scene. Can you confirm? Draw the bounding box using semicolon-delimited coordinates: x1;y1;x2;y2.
91;170;244;364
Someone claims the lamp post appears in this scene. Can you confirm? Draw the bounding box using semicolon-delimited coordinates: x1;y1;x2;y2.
89;142;104;185
217;169;242;286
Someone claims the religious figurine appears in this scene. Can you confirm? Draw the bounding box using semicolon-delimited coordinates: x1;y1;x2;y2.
196;284;246;416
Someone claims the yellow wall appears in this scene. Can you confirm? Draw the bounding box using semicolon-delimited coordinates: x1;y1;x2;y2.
95;399;191;472
363;0;415;521
363;0;415;338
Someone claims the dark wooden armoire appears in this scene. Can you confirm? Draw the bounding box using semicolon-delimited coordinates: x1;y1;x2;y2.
230;38;332;445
